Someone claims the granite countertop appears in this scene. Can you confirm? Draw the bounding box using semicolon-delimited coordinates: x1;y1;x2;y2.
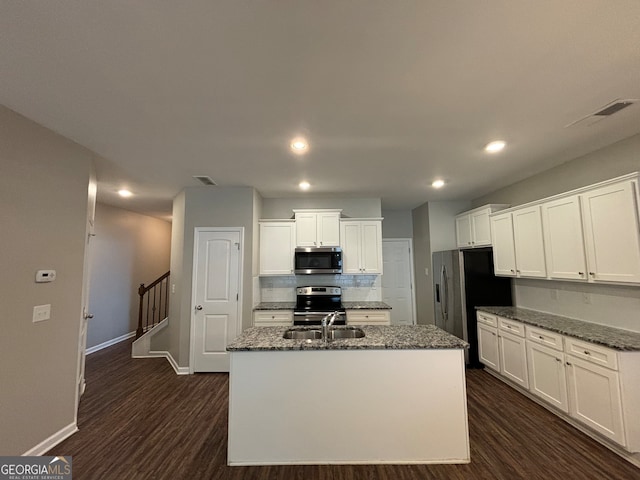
254;301;391;311
477;306;640;351
342;301;392;310
227;325;468;351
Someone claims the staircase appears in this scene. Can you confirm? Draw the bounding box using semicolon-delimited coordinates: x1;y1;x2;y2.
132;271;170;358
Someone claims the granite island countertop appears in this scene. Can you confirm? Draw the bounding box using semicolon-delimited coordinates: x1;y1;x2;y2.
254;301;391;311
477;306;640;351
227;325;468;351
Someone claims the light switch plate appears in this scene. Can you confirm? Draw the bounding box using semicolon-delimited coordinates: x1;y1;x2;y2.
33;304;51;322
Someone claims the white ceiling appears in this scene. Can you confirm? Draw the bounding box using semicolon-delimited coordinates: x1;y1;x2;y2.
2;1;640;219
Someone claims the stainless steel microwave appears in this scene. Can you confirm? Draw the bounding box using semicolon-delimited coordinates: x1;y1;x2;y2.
294;247;342;275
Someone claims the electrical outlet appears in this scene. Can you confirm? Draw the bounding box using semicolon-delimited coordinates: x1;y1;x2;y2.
425;268;429;276
171;284;176;294
33;304;51;323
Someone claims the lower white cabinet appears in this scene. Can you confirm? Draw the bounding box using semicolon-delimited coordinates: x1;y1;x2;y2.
253;310;293;327
566;353;625;446
346;309;390;325
477;323;500;371
498;330;529;389
526;341;568;412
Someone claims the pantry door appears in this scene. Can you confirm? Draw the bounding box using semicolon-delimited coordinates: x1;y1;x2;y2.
191;228;243;372
382;239;416;325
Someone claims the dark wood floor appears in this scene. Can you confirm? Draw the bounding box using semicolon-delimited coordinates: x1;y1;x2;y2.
50;341;639;479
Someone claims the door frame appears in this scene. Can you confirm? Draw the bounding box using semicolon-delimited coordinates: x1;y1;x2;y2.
189;227;244;374
382;238;417;326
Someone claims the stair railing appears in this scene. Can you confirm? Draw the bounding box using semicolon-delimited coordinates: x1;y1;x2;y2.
136;271;170;338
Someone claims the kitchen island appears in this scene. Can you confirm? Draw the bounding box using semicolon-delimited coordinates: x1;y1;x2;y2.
226;325;469;465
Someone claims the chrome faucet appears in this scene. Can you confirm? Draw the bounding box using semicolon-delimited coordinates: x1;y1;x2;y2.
321;311;340;341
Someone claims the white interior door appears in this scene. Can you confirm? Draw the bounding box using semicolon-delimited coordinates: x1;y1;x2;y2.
192;229;242;372
76;175;96;410
381;239;416;325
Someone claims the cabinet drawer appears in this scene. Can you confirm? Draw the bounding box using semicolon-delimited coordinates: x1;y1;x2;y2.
564;337;618;370
347;310;390;325
526;326;564;351
477;311;498;327
498;317;525;337
254;311;293;326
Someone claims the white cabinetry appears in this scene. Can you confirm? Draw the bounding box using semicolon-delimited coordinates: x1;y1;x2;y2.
346;309;390;325
253;310;293;327
294;209;341;247
259;221;295;275
477;312;500;371
340;219;383;274
491;207;546;278
566;348;625;446
455;204;509;248
526;327;568;412
497;317;528;388
491;173;640;286
541;195;588;281
581;180;640;284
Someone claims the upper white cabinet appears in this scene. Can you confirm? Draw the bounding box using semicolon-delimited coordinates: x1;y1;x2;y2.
541;195;588;281
491;206;546;278
491;173;640;285
581;180;640;284
340;219;383;274
456;204;509;248
259;221;296;275
294;209;341;247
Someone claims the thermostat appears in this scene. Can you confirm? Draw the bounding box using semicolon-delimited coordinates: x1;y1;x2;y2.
36;270;56;283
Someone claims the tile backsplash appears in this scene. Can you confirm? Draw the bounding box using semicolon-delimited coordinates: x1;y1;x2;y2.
259;275;382;302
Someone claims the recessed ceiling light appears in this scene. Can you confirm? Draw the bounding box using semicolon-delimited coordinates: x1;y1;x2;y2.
299;181;311;191
290;137;309;154
484;140;506;153
432;179;445;189
118;189;133;197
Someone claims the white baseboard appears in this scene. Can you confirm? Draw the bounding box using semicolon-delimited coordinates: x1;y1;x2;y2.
86;331;136;355
135;350;190;375
22;422;78;456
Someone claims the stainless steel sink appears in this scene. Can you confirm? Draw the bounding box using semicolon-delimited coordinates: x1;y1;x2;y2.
283;329;323;340
327;327;365;339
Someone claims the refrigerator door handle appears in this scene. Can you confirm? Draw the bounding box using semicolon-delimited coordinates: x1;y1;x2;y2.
441;265;448;321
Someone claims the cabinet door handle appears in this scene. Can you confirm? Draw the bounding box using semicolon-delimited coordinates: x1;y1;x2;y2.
556;358;561;363
538;335;545;340
578;272;584;276
510;269;515;273
516;270;521;274
566;361;571;366
589;272;595;276
583;350;591;355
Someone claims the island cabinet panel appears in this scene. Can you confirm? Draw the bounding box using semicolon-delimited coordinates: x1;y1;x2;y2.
228;349;469;465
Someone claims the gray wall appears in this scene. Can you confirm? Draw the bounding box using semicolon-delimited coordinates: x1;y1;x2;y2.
472;133;640;330
381;209;413;238
0;106;93;455
428;201;471;252
472;133;640;208
87;203;171;349
411;202;433;325
154;187;257;367
261;197;381;219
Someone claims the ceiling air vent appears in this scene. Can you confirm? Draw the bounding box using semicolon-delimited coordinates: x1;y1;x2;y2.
565;99;638;128
193;175;217;186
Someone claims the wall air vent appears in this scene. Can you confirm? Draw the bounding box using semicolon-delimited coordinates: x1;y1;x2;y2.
193;175;217;186
565;99;638;128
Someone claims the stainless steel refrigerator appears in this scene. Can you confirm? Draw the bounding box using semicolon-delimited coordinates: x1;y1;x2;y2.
432;247;512;367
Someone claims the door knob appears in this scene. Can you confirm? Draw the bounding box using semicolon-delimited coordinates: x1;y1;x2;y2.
84;312;94;319
195;305;203;310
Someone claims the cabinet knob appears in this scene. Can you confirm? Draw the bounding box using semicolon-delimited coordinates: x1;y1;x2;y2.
516;270;521;274
583;350;591;355
510;269;515;273
538;335;544;340
566;361;571;366
589;272;595;276
578;272;584;276
556;358;561;362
